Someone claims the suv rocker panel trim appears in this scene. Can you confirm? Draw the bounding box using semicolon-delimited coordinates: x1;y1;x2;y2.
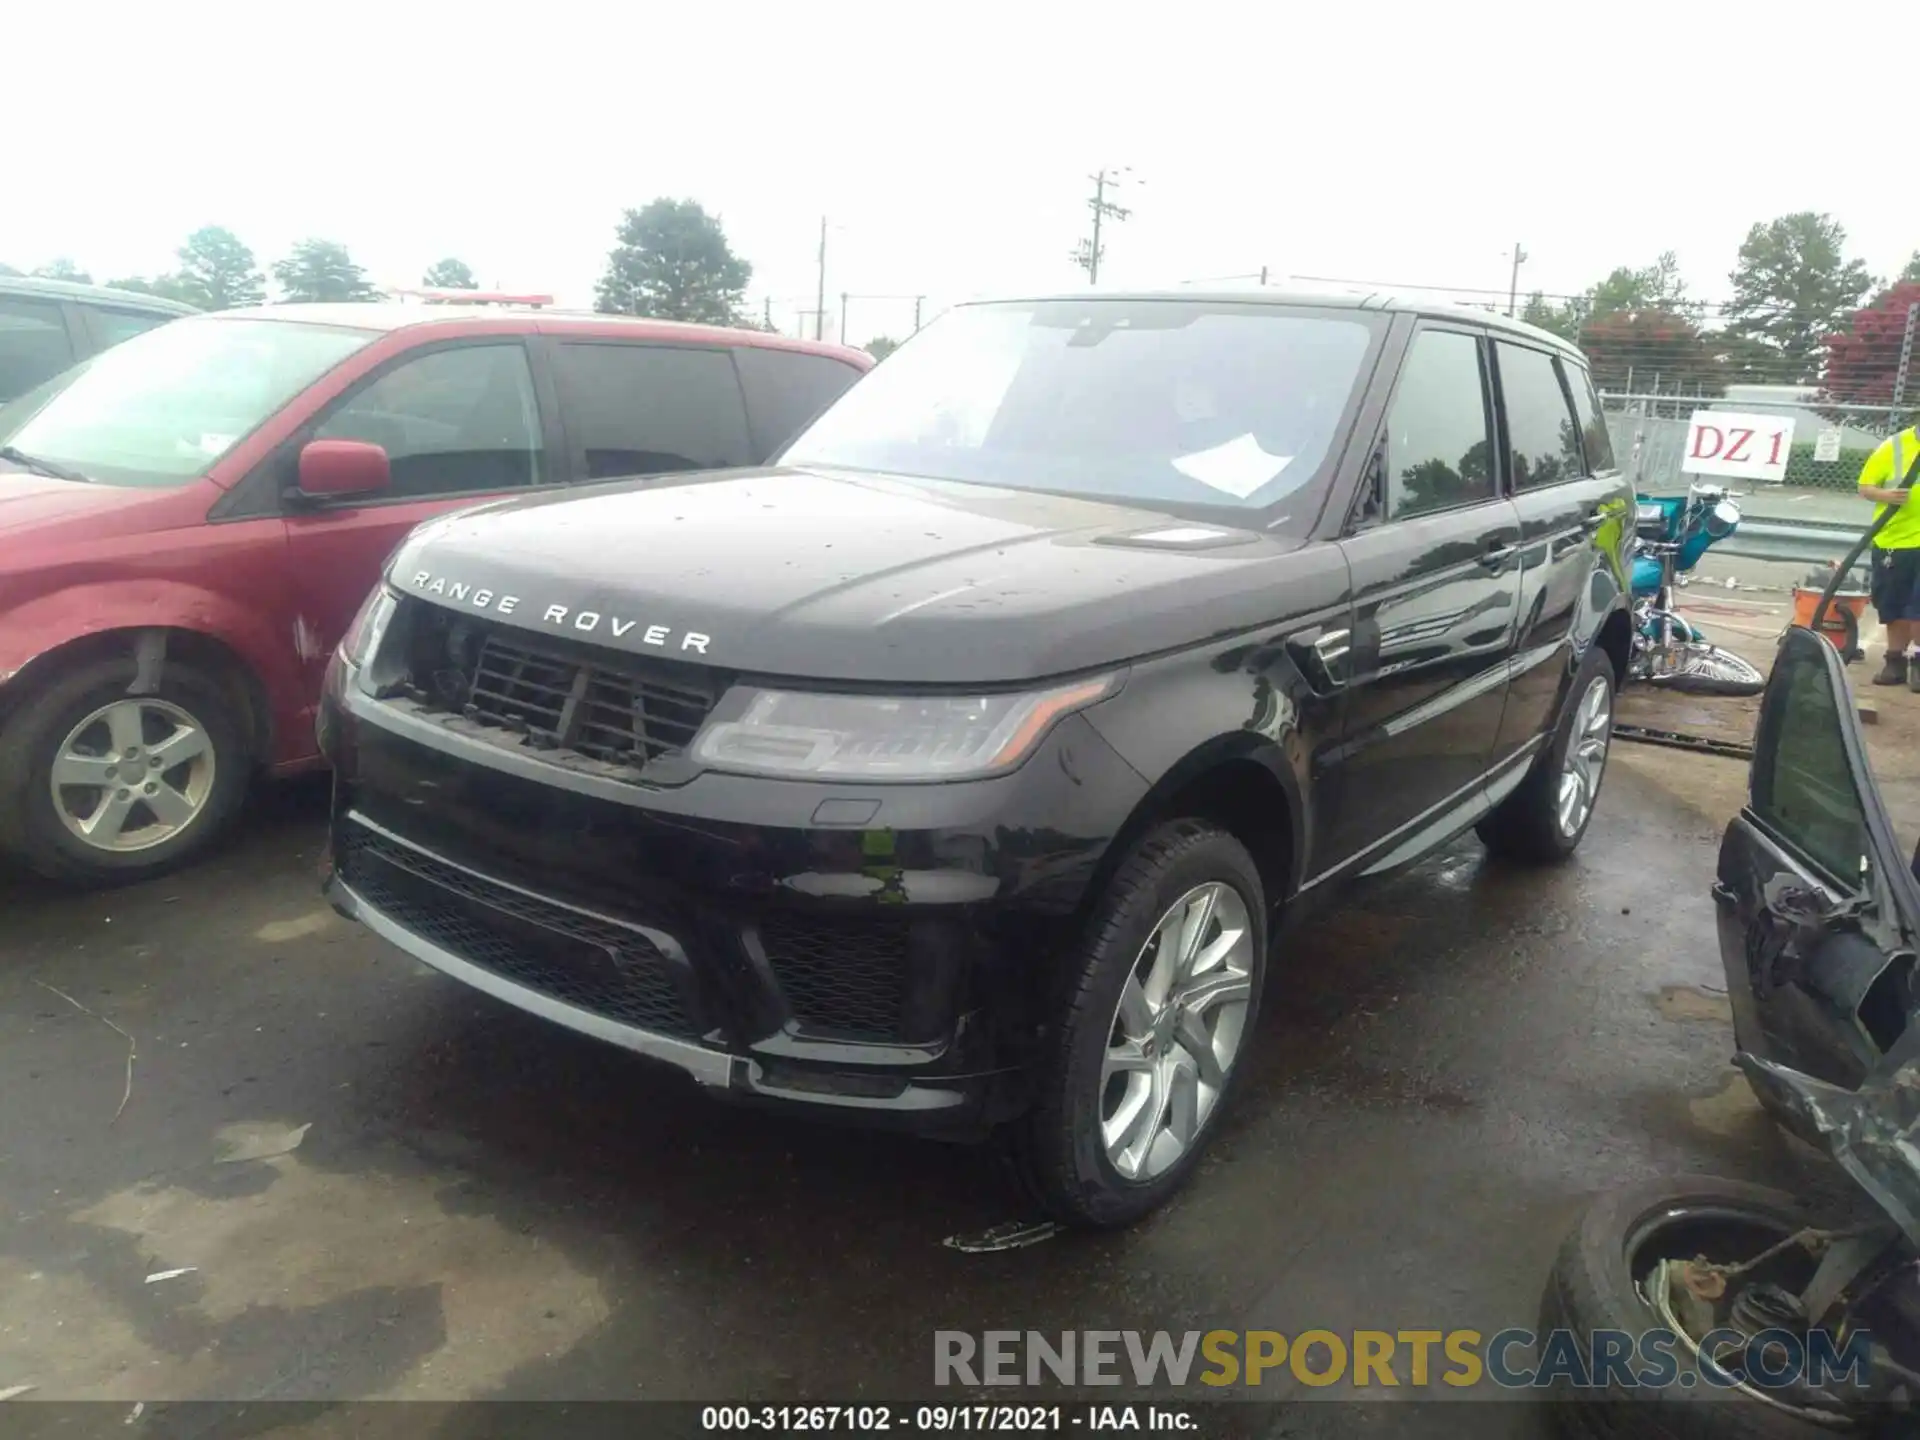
1301;733;1546;891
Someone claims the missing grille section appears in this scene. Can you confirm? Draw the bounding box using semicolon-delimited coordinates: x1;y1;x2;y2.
401;603;726;773
339;824;697;1037
760;912;912;1042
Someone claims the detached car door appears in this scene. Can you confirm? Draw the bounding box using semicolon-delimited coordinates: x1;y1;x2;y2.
1715;626;1920;1094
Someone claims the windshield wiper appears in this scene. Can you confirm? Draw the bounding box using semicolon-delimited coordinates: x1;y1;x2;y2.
0;445;89;482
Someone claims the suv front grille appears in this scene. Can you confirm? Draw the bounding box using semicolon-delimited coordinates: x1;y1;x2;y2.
399;605;727;774
759;913;911;1042
339;822;698;1038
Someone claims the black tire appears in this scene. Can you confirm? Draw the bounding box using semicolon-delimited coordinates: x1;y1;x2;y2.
1479;646;1616;864
0;657;252;886
1009;820;1267;1228
1540;1176;1841;1439
1646;644;1768;698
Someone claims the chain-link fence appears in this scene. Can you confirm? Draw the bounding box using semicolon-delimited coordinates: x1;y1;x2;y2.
1601;391;1916;495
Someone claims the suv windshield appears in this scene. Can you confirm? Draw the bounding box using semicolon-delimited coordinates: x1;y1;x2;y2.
781;298;1381;524
0;316;376;488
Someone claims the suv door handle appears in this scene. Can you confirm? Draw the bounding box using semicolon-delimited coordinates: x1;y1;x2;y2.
1578;510;1608;533
1478;541;1517;568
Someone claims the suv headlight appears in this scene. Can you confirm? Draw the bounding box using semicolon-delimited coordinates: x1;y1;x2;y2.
340;588;397;669
690;675;1118;781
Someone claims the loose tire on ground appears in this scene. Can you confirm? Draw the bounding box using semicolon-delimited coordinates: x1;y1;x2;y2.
0;656;252;886
1009;820;1267;1228
1479;644;1616;864
1540;1177;1840;1440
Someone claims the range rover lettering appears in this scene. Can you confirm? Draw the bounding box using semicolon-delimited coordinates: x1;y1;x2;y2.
318;291;1632;1226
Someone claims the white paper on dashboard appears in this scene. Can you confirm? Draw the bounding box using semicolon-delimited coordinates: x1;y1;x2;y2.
1170;433;1292;499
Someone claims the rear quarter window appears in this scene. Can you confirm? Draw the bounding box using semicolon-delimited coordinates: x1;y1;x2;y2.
734;347;867;460
1562;360;1616;473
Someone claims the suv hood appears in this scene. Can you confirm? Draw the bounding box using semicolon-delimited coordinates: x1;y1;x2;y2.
389;467;1337;684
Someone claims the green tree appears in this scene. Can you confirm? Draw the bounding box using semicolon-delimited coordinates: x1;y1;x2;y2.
33;258;92;284
595;199;751;324
1897;251;1920;287
1587;251;1693;321
1725;213;1875;384
0;262;20;277
422;257;478;289
172;227;265;309
864;335;900;361
1520;292;1585;342
272;239;380;303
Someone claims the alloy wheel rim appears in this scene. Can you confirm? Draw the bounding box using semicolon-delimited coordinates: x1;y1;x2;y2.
1557;676;1612;838
1100;881;1254;1182
49;698;216;854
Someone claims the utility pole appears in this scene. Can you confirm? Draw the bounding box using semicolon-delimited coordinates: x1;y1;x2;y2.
913;295;924;332
1506;242;1529;318
763;296;772;330
1072;168;1132;284
840;292;849;346
814;215;827;342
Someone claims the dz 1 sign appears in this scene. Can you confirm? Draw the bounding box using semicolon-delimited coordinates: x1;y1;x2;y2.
1684;410;1797;483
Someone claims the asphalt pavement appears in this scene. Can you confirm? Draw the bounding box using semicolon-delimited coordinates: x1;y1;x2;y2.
1;699;1855;1440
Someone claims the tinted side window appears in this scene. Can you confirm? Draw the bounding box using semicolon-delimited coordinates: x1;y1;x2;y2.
315;343;543;499
555;343;753;479
0;296;76;402
1562;359;1616;472
734;347;864;458
88;306;174;350
1383;330;1495;520
1497;342;1584;490
1753;638;1871;886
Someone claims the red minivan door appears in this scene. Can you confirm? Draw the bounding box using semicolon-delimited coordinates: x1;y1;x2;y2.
275;338;554;746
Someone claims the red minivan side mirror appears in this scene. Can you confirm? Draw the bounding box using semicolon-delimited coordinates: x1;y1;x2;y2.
297;439;391;499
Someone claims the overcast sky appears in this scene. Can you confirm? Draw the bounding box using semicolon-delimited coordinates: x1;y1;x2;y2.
11;0;1914;346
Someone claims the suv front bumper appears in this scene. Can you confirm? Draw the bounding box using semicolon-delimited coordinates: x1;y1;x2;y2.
320;660;1147;1135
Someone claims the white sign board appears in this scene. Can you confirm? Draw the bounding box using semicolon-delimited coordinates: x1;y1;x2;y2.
1684;410;1797;483
1814;428;1845;464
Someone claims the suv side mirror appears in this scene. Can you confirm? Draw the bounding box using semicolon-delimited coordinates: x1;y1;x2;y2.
297;439;390;500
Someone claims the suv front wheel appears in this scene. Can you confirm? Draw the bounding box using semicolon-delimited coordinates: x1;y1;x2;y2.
0;657;252;885
1012;820;1267;1227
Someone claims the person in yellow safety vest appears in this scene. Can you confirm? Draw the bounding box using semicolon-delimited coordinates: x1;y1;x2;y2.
1859;423;1920;686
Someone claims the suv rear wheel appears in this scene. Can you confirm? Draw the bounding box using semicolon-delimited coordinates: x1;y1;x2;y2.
0;657;252;885
1012;820;1267;1227
1478;645;1616;864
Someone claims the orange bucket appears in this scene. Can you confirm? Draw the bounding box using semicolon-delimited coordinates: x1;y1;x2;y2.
1792;584;1868;656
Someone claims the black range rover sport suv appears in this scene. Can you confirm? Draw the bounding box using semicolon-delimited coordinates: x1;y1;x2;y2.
319;290;1633;1226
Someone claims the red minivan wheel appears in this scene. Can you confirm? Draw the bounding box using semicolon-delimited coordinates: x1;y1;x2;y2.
0;656;252;886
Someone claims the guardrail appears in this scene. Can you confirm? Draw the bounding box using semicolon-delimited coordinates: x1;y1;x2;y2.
1718;515;1870;573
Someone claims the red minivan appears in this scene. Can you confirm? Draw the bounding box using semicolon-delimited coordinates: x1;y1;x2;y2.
0;305;871;884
